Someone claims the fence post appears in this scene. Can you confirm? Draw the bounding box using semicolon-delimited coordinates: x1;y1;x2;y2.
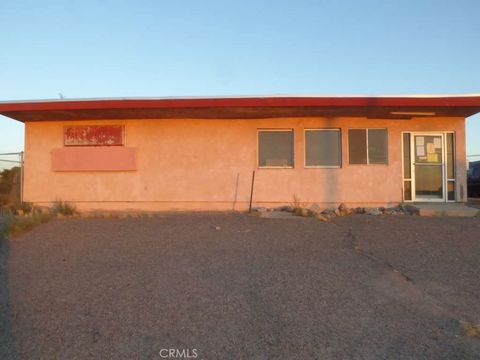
248;170;255;213
20;151;24;203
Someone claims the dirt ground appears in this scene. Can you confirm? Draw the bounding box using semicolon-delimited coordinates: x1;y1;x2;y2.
1;213;480;359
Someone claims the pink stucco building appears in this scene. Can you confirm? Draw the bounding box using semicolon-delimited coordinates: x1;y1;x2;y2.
1;95;479;211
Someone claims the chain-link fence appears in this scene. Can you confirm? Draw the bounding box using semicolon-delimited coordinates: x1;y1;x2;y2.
0;152;24;207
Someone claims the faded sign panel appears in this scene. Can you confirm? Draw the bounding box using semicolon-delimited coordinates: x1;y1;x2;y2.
64;125;124;146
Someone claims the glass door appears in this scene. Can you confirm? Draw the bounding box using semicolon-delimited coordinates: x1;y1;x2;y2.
412;134;445;201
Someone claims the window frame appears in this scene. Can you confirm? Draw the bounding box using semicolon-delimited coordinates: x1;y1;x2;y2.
347;128;389;165
257;129;295;169
303;128;342;169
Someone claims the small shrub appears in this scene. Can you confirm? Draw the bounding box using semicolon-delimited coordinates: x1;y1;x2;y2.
291;195;313;217
19;202;33;214
0;194;8;207
51;200;77;216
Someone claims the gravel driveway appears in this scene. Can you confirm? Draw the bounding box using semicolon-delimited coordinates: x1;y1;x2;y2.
1;214;480;359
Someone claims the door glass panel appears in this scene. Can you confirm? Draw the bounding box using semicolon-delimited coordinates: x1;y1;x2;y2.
448;181;455;201
415;165;443;198
446;133;455;179
414;135;443;200
403;133;411;179
414;136;442;164
404;180;412;200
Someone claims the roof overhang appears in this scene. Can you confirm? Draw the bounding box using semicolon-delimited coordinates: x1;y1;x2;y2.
1;95;480;122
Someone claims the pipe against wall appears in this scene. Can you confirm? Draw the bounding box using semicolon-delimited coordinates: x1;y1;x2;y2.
248;170;255;213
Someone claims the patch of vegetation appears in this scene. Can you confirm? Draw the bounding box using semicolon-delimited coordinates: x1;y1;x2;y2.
0;167;21;207
51;200;77;216
3;212;54;237
462;322;480;338
291;195;314;217
19;202;33;215
0;200;78;238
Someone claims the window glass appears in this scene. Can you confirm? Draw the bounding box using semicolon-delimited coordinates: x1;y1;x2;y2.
403;133;411;178
348;129;367;164
368;129;388;164
258;130;294;167
305;130;341;167
404;180;412;200
448;181;455;201
446;133;455;179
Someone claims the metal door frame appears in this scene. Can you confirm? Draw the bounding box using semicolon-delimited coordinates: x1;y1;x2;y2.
410;132;446;202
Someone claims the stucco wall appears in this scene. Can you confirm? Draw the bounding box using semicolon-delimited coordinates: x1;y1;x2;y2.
23;116;467;211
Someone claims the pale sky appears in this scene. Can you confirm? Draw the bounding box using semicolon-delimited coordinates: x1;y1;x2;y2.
1;0;479;161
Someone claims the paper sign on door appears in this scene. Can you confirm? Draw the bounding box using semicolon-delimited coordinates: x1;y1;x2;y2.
427;153;439;162
426;143;435;154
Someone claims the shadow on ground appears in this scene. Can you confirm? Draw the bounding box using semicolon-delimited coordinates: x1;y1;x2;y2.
0;219;17;359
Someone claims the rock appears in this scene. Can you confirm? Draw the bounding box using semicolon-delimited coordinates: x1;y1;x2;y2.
215;226;221;231
296;208;310;217
334;209;341;216
308;204;324;215
365;207;382;216
315;213;329;221
322;208;336;215
252;207;267;213
384;206;401;216
275;206;294;212
400;204;419;215
338;203;349;216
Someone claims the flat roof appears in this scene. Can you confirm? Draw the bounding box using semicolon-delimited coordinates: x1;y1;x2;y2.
1;94;480;122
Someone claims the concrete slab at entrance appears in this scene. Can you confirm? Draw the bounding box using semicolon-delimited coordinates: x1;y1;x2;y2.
258;211;305;219
412;203;480;217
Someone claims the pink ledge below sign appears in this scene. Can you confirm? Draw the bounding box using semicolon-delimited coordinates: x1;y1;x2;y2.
51;147;137;172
